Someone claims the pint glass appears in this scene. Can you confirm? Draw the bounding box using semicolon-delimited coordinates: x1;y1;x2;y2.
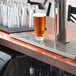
33;13;46;41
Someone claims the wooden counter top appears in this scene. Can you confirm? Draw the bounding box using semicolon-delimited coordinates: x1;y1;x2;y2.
0;18;76;75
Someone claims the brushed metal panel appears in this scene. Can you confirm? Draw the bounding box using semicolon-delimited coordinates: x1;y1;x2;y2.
10;32;76;60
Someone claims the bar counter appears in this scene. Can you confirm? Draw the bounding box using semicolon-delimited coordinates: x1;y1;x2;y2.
0;18;76;75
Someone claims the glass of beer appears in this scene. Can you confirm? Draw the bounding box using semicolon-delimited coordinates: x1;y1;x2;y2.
33;13;46;41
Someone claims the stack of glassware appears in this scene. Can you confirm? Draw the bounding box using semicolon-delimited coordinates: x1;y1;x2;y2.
0;1;39;29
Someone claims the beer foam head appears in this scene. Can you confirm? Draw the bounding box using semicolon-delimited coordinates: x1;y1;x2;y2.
33;13;46;17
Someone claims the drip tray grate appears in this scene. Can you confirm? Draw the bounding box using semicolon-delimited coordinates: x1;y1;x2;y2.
10;32;76;60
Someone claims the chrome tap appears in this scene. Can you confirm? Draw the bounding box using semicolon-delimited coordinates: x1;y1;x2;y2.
54;0;66;44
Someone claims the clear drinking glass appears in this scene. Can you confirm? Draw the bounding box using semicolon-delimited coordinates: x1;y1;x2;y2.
33;13;46;41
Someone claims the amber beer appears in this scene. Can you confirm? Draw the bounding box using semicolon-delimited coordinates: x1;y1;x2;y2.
33;13;46;40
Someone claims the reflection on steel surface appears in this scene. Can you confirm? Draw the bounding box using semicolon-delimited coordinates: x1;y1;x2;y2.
55;0;66;43
10;32;76;60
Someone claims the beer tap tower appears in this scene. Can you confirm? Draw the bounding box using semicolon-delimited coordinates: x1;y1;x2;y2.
55;0;66;44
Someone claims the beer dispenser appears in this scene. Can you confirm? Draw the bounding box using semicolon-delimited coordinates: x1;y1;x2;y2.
55;0;66;44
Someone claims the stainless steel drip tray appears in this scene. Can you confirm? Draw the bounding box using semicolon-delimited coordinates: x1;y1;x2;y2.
10;32;76;60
